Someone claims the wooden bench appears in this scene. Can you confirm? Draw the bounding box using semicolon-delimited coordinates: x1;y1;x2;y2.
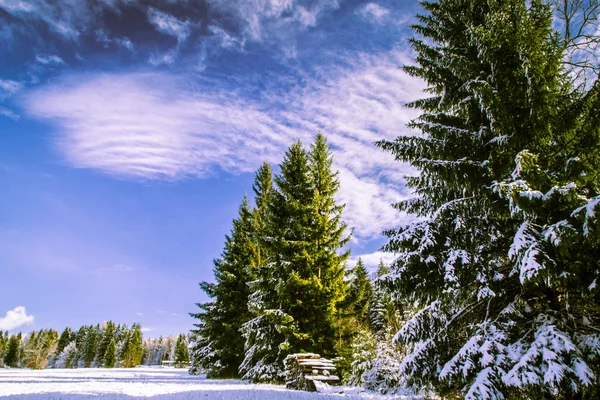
284;353;340;391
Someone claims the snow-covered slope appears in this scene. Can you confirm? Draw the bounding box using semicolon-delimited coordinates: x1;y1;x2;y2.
0;367;420;399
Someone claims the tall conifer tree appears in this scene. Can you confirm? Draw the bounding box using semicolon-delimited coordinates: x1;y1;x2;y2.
190;197;256;377
377;0;599;398
241;135;351;382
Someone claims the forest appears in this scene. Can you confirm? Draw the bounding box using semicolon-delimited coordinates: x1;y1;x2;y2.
0;323;190;370
189;0;600;399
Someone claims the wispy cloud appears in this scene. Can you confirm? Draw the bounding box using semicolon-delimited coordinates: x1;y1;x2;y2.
208;0;339;41
359;3;390;23
141;326;155;332
0;79;22;97
0;306;35;331
0;107;20;120
23;49;424;239
93;264;135;275
36;54;65;65
147;7;191;43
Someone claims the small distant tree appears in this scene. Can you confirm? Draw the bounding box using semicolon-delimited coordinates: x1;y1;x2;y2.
104;338;116;368
174;334;190;367
121;324;143;368
95;321;115;367
3;334;21;367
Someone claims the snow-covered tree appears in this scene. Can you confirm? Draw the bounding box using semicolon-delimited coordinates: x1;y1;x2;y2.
377;0;600;398
190;197;257;378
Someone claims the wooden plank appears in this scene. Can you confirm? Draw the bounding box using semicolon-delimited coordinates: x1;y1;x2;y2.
304;375;340;381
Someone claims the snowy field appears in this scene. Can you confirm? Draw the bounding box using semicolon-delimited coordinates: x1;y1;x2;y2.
0;367;420;400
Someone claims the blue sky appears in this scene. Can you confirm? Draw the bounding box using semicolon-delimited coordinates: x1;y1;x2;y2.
0;0;424;338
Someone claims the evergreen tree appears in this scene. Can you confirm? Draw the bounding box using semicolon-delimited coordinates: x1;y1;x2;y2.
0;331;7;367
83;325;98;367
174;334;190;366
104;338;116;368
3;333;20;367
376;0;599;398
190;196;257;377
345;258;372;324
241;135;351;382
54;327;72;359
95;321;115;367
121;323;143;368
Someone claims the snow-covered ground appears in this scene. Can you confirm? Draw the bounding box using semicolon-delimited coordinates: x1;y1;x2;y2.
0;367;420;400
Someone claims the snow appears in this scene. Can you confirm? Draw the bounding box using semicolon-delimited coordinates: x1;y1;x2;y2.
0;367;420;400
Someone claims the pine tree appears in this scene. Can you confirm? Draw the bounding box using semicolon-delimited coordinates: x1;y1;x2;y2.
104;338;116;368
121;323;143;368
241;135;351;382
345;258;372;324
95;321;115;367
0;331;7;367
174;334;190;366
83;325;98;367
54;327;72;360
376;0;600;398
3;334;20;367
190;196;257;378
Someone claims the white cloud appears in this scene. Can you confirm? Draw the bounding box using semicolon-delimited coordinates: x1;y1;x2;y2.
0;107;20;120
0;306;35;331
359;3;390;22
348;251;397;272
147;7;191;43
141;327;155;332
207;0;338;41
136;312;144;316
116;37;134;51
0;79;22;97
24;49;425;239
35;54;65;65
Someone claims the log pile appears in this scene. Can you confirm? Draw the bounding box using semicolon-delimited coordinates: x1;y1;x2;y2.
284;353;340;391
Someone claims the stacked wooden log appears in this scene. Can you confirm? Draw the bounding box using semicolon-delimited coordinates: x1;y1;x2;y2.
284;353;340;391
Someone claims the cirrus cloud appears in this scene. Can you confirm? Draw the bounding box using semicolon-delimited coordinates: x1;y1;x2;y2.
23;48;424;239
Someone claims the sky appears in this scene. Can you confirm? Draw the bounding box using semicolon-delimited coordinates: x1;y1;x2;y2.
0;0;425;338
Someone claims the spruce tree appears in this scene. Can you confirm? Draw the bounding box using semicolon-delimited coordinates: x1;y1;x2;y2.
241;135;351;382
174;334;190;366
345;258;372;324
190;196;257;377
0;331;7;367
122;323;143;368
376;0;599;398
55;327;72;359
95;321;115;367
3;334;20;367
104;338;116;368
83;325;98;367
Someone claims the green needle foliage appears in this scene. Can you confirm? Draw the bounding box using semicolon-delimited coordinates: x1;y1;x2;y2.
377;0;600;398
190;197;257;378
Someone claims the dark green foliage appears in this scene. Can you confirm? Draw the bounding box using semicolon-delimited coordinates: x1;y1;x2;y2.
174;334;189;366
121;323;143;368
95;321;115;367
55;328;72;357
83;325;98;367
104;338;116;368
190;197;257;378
3;333;21;367
345;259;372;324
376;0;600;398
240;134;351;382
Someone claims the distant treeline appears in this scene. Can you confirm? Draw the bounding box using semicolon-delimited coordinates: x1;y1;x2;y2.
0;322;190;369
